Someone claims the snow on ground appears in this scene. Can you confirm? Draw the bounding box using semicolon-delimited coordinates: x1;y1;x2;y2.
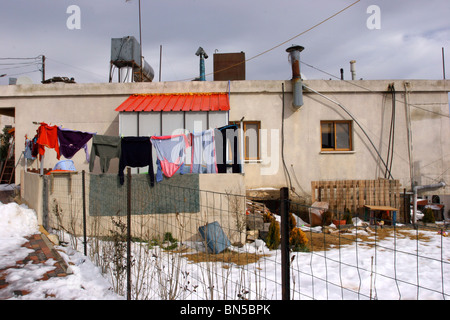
0;192;449;300
0;200;123;300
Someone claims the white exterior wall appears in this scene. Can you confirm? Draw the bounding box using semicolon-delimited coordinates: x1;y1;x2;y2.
227;80;450;201
230;80;450;201
0;79;448;201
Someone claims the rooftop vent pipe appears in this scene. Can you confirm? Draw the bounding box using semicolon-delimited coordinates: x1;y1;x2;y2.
350;60;356;80
286;45;304;109
196;47;208;81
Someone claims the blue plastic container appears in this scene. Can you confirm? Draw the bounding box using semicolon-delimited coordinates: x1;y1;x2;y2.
198;221;231;254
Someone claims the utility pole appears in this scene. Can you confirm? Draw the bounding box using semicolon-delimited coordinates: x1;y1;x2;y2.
159;45;162;82
41;55;46;83
125;0;143;81
138;0;143;82
280;187;290;300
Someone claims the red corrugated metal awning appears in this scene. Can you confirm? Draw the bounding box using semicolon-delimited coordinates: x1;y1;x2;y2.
115;93;230;112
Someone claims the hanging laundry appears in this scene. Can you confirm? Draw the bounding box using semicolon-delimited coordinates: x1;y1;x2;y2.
89;135;121;173
215;124;241;173
190;129;217;174
150;134;189;182
154;158;187;182
57;127;95;162
24;138;36;160
36;123;60;160
118;136;155;186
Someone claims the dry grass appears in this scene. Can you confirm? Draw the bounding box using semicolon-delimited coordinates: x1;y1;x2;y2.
305;225;435;252
181;250;268;266
176;225;441;266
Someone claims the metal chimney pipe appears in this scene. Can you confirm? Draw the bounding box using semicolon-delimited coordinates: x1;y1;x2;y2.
350;60;356;80
195;47;208;81
286;45;304;109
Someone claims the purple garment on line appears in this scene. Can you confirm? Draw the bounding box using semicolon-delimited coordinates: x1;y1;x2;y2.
57;127;95;161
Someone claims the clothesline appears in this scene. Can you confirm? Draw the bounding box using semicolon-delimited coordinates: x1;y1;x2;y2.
27;123;243;184
26;122;96;175
93;126;242;187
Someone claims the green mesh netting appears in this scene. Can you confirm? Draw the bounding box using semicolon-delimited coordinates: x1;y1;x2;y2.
88;173;200;216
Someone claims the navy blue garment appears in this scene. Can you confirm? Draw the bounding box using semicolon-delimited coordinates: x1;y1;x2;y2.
215;125;241;173
118;136;155;186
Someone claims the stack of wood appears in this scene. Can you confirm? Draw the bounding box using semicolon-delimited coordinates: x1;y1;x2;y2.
245;200;272;241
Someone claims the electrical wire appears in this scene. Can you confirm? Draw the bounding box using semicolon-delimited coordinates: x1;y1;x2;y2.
0;56;42;78
5;70;40;77
389;85;396;176
0;63;40;71
303;83;394;179
0;56;41;60
176;0;361;81
384;83;396;178
0;61;40;66
301;61;450;119
46;57;105;81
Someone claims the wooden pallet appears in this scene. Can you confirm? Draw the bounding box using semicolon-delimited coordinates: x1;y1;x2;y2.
311;179;401;216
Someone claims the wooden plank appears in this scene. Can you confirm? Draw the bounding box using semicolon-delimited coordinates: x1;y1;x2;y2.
364;205;398;211
357;180;364;217
375;179;381;206
351;180;357;214
337;180;343;216
327;181;333;211
375;179;379;205
393;180;400;209
377;179;382;206
370;180;375;205
344;180;350;212
311;181;316;203
384;179;389;206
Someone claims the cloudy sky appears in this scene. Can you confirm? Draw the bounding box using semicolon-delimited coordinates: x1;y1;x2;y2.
0;0;449;85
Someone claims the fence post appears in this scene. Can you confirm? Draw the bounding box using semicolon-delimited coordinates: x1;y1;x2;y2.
82;170;87;256
42;176;49;230
126;167;132;300
280;187;290;300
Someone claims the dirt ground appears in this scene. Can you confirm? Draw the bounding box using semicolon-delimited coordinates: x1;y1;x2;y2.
181;249;269;266
305;225;436;252
0;190;15;204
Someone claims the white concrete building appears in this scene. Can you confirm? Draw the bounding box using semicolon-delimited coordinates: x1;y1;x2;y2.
0;79;448;207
